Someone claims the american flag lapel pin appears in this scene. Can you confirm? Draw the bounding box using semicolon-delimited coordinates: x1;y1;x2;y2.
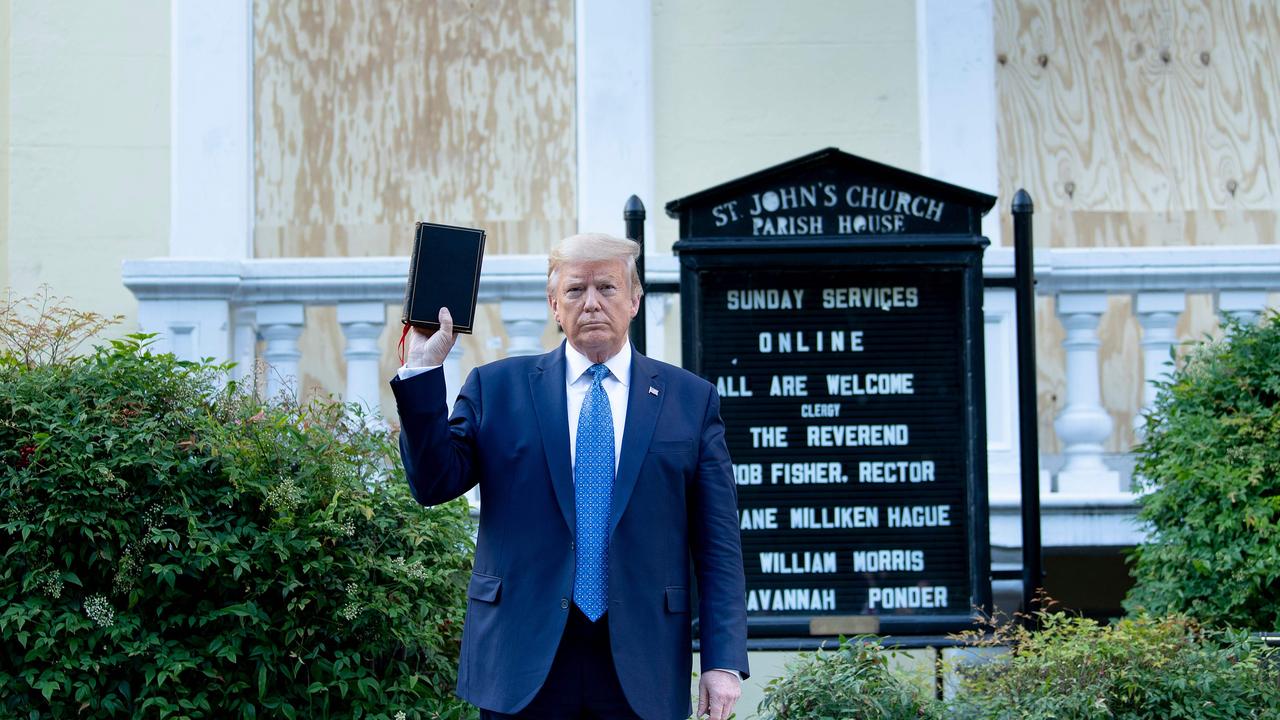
648;386;659;397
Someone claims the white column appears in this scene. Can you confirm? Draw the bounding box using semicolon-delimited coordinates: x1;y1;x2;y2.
231;305;257;384
982;288;1021;498
1053;292;1121;495
171;0;253;259
916;0;1000;245
501;299;547;356
443;343;466;413
123;259;241;364
258;303;304;401
1219;289;1268;325
1135;291;1183;434
338;302;386;415
644;293;674;364
575;0;654;245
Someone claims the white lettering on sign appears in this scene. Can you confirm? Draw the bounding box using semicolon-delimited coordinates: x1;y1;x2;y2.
711;200;742;227
739;507;777;530
747;184;838;215
759;551;837;574
726;288;805;310
858;461;936;483
789;506;879;529
770;462;847;484
708;184;946;236
716;376;753;397
758;331;863;353
887;505;951;527
843;186;945;222
752;215;824;236
867;586;948;610
733;463;763;485
821;287;919;310
853;549;925;573
747;588;837;612
825;373;914;396
800;403;841;418
750;426;788;448
806;424;909;447
770;375;808;396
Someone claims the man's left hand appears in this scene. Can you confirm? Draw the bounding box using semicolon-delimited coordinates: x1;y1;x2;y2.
697;669;741;720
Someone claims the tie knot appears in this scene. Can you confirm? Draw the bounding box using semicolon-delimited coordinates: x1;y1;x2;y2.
588;363;610;384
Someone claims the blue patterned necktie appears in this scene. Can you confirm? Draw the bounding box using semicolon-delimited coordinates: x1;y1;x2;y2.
573;363;614;621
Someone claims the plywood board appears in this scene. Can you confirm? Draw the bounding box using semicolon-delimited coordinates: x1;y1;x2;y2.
253;0;575;406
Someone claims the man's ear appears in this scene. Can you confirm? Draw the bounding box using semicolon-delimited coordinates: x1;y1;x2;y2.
629;292;641;319
548;292;560;325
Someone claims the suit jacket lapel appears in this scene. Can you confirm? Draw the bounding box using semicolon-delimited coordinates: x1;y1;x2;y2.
530;344;575;535
611;348;664;536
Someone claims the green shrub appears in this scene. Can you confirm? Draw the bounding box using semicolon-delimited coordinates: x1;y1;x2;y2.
1126;313;1280;629
0;313;476;718
757;637;940;720
948;610;1280;719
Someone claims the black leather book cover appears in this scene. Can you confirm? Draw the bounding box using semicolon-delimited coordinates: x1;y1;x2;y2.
401;221;487;334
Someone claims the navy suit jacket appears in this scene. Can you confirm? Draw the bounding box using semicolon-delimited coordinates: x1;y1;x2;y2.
390;343;749;720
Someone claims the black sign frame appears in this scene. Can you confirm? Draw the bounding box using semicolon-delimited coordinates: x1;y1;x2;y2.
668;149;995;638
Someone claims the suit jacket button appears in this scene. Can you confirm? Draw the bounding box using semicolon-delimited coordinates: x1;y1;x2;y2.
561;598;569;609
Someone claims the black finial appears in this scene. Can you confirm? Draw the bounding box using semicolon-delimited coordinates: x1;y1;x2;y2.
1011;188;1034;213
624;195;645;219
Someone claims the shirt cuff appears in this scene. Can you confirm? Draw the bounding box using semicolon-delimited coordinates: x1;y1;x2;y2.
397;365;440;381
707;668;742;681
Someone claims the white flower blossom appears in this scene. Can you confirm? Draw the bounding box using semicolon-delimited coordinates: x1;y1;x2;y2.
339;602;361;621
84;594;115;628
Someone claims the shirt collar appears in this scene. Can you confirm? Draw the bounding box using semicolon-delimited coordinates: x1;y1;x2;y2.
565;340;631;388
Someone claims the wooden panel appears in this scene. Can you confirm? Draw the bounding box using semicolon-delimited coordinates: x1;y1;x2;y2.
254;0;574;406
996;0;1280;244
254;0;577;257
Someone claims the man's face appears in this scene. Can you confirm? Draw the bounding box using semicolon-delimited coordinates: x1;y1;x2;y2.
549;259;640;362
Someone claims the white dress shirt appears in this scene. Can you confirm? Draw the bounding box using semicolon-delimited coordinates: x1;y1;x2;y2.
564;341;629;471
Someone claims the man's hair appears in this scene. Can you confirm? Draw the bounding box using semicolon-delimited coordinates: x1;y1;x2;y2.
546;233;644;299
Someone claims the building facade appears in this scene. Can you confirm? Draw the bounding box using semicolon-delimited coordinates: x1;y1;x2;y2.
3;0;1279;710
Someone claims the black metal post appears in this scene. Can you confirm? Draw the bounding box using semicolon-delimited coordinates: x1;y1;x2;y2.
625;195;647;354
1012;189;1043;624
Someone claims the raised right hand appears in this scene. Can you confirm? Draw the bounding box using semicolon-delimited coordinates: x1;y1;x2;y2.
406;307;457;367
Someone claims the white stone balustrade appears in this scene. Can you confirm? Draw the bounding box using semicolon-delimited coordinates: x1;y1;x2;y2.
125;246;1280;550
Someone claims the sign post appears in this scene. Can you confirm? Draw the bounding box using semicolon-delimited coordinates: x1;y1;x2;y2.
668;148;996;636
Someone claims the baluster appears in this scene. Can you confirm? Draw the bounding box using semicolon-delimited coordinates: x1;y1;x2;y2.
1053;292;1121;495
1218;289;1268;326
501;299;547;356
1134;291;1182;435
258;302;305;401
338;302;386;418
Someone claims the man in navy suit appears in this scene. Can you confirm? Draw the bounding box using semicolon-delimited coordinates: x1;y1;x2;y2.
391;233;748;720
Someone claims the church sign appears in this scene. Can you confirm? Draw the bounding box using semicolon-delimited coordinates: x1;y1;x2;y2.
668;148;995;637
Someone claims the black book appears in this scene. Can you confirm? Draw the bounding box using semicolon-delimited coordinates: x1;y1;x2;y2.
401;221;487;335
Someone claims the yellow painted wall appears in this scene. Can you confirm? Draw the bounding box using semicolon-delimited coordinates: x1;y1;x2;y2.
252;0;577;412
653;0;921;253
4;1;169;336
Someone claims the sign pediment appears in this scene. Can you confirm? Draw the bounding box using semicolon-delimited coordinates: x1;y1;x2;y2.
666;148;996;240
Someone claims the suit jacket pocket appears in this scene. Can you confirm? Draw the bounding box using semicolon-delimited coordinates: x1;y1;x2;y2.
650;440;694;454
468;572;502;603
665;586;689;613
